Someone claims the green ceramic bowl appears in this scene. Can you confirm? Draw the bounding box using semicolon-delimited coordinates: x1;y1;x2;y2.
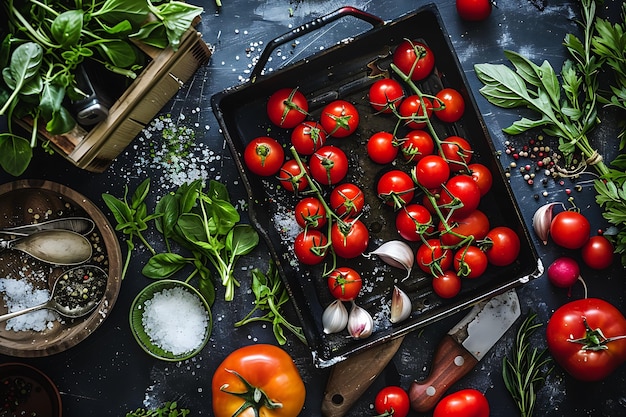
129;279;212;361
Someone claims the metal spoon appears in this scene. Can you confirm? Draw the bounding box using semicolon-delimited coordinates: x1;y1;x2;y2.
0;265;108;322
0;229;93;265
0;217;95;237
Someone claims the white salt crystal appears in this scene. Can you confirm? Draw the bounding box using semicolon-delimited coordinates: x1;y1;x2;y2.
0;278;58;331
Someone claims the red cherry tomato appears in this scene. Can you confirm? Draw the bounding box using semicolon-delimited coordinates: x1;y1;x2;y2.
414;155;450;190
369;78;405;113
398;95;433;129
243;136;285;176
327;267;362;301
291;121;327;155
454;245;488;279
294;229;328;265
277;159;308;193
467;163;493;196
437;174;481;220
433;389;490;417
550;211;590;249
377;170;415;209
329;183;364;218
432;270;462;298
440;135;473;171
331;219;369;259
400;130;435;163
483;226;520;266
320;100;360;138
395;203;434;242
367;131;399;164
434;88;465;123
393;40;435;81
416;239;453;276
374;386;410;417
267;87;308;128
438;209;490;246
456;0;493;21
581;235;614;270
294;197;327;229
309;146;349;186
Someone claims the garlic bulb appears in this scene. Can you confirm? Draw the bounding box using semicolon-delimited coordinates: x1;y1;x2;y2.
532;202;560;245
322;299;348;334
390;285;412;323
365;240;414;279
347;302;374;339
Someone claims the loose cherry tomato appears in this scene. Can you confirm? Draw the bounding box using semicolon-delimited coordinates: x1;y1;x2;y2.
277;159;308;193
243;136;285;176
294;229;328;265
320;100;360;138
438;209;490;246
434;88;466;123
433;389;490;417
400;130;435;163
414;155;450;190
309;145;349;186
331;219;369;259
393;40;435;81
329;183;365;218
377;170;416;209
454;245;488;279
550;210;590;249
395;203;434;242
294;197;327;229
467;163;493;196
267;87;308;128
291;121;327;155
398;95;433;129
581;235;614;270
483;226;520;266
327;267;363;301
437;174;481;220
416;239;453;276
369;78;405;113
432;270;462;298
374;386;410;417
440;135;473;171
367;131;399;164
456;0;493;21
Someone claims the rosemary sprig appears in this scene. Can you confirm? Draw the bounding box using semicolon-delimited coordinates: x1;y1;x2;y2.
502;313;553;417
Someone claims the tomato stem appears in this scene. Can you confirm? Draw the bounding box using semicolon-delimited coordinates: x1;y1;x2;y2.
220;369;283;417
567;316;626;350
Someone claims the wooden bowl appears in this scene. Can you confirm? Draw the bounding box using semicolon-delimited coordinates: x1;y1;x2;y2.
0;362;62;416
0;179;122;357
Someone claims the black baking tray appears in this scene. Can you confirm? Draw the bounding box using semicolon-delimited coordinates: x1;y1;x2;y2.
212;4;542;367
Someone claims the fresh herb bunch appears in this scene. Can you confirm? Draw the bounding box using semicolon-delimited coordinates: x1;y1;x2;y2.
235;259;307;345
0;0;203;176
126;401;190;417
502;313;553;417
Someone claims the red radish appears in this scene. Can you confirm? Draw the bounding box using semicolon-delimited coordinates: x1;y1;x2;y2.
547;257;587;296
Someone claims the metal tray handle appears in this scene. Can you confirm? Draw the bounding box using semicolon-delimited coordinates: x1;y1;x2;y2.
250;6;385;82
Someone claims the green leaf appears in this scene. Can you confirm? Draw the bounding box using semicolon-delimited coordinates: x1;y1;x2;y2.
211;199;240;236
131;178;151;209
153;1;203;51
0;42;43;115
93;0;151;27
177;213;208;243
96;40;138;68
474;62;533;108
198;273;216;306
502;115;552;135
142;253;188;278
155;193;180;237
130;21;169;49
102;193;133;225
46;106;76;135
51;10;84;48
0;134;33;176
227;224;259;257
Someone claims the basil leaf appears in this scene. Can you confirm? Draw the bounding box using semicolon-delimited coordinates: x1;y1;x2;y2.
155;2;203;50
0;42;42;115
51;10;83;48
227;224;260;257
0;134;32;176
96;40;138;68
93;0;151;27
142;253;188;278
131;178;151;210
45;106;75;135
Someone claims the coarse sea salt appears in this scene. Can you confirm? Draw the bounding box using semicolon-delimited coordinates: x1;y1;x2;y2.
141;287;209;355
0;278;58;331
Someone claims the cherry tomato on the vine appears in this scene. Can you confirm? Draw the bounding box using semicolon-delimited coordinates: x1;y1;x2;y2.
393;40;435;81
267;87;308;128
433;388;490;417
454;245;488;279
320;100;360;138
309;146;349;186
369;78;405;113
367;131;398;164
550;210;590;249
414;154;450;190
467;163;493;196
432;270;462;298
437;174;481;220
438;209;490;246
400;130;434;163
434;88;465;123
329;183;364;218
374;386;410;417
277;159;308;193
416;239;453;276
483;226;520;266
398;95;433;129
294;229;328;265
291;121;327;155
331;219;369;259
581;235;614;270
294;197;327;229
456;0;493;21
243;136;285;176
327;267;363;301
396;203;434;242
377;170;416;209
440;135;472;171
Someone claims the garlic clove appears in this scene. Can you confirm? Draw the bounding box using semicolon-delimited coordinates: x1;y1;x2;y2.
390;285;412;323
366;240;414;279
347;302;374;339
322;299;348;334
532;202;560;245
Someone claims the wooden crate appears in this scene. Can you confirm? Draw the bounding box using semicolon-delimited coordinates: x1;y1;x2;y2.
18;28;212;173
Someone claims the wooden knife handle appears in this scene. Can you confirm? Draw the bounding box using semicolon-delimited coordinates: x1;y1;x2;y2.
322;337;404;417
408;335;478;413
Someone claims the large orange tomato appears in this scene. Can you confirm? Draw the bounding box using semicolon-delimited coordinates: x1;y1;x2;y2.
212;344;306;417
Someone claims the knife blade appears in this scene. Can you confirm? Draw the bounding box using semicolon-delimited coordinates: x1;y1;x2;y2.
409;289;520;413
